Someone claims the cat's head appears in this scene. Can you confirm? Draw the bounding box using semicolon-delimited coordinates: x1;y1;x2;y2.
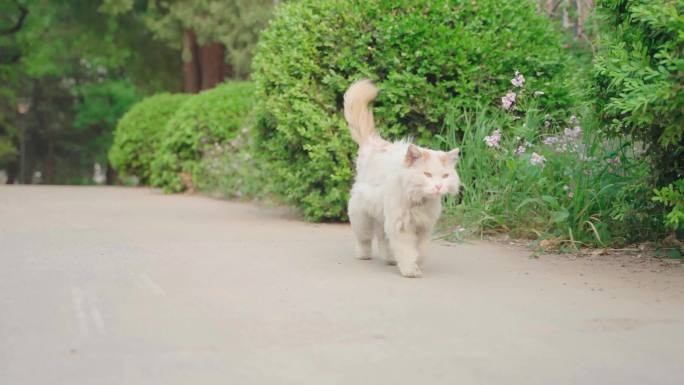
403;144;460;199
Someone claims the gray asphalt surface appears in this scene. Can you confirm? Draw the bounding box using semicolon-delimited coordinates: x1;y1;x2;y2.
1;186;683;385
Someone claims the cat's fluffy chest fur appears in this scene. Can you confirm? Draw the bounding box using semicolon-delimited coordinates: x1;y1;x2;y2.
352;137;442;235
344;79;460;278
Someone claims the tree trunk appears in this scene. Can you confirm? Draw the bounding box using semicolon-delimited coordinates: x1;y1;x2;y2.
183;29;233;92
45;137;54;184
562;0;572;29
199;43;230;90
183;28;201;93
106;163;117;185
577;0;593;40
6;161;18;184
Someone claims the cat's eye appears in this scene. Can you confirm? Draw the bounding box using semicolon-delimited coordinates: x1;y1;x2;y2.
442;173;449;179
423;172;432;178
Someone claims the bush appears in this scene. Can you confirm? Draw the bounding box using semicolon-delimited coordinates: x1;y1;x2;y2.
653;179;684;232
150;81;255;192
109;93;189;183
253;0;579;221
593;0;684;186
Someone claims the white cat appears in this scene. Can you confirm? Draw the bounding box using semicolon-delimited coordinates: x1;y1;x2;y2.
344;79;461;278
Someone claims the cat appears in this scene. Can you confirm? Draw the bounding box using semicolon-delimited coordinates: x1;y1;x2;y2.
344;79;461;278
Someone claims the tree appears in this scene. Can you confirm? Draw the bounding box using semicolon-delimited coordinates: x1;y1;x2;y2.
101;0;275;92
0;0;180;184
0;0;29;182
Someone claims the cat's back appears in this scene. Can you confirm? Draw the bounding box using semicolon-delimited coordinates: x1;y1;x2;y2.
354;138;409;184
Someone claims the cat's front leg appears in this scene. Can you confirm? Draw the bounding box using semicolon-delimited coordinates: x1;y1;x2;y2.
388;230;422;278
416;223;436;266
417;230;430;266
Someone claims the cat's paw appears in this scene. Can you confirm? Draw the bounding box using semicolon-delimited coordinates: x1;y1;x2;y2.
357;254;372;260
399;264;423;278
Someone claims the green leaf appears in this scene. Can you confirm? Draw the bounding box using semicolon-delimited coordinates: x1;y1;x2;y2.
550;209;569;224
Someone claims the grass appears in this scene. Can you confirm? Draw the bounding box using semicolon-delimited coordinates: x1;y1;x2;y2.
433;94;664;250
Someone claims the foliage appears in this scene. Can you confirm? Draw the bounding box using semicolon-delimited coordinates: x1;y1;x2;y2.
0;135;18;167
73;79;142;169
438;71;664;247
195;125;265;200
16;0;179;89
101;0;274;78
109;93;188;183
74;80;141;133
652;179;684;231
252;0;579;221
150;81;254;192
0;94;18;170
592;0;684;186
0;0;180;184
0;0;27;174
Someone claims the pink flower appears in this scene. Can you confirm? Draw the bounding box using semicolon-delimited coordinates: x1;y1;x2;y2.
543;136;559;145
530;152;546;167
484;129;502;148
564;185;575;198
511;71;525;87
564;126;582;140
542;125;582;153
501;91;517;110
515;145;526;155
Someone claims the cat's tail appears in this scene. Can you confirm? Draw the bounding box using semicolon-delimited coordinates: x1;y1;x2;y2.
344;79;379;145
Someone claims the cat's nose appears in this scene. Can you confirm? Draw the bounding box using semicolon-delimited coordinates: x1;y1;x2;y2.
435;184;443;191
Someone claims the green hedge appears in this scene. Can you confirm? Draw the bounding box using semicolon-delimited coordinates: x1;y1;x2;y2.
593;0;683;186
252;0;577;221
150;81;255;192
109;93;189;183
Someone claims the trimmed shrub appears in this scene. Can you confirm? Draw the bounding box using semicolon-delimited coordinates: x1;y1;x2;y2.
109;93;189;183
252;0;578;221
593;0;684;186
150;81;255;192
195;125;265;200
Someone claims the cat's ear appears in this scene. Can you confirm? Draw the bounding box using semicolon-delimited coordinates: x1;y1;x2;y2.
405;144;422;167
447;148;460;163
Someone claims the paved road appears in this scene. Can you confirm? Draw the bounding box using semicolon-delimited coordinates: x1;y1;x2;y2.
1;186;683;385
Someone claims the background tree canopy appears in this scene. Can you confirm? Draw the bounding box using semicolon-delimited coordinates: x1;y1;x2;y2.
0;0;272;184
0;0;180;184
101;0;274;90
